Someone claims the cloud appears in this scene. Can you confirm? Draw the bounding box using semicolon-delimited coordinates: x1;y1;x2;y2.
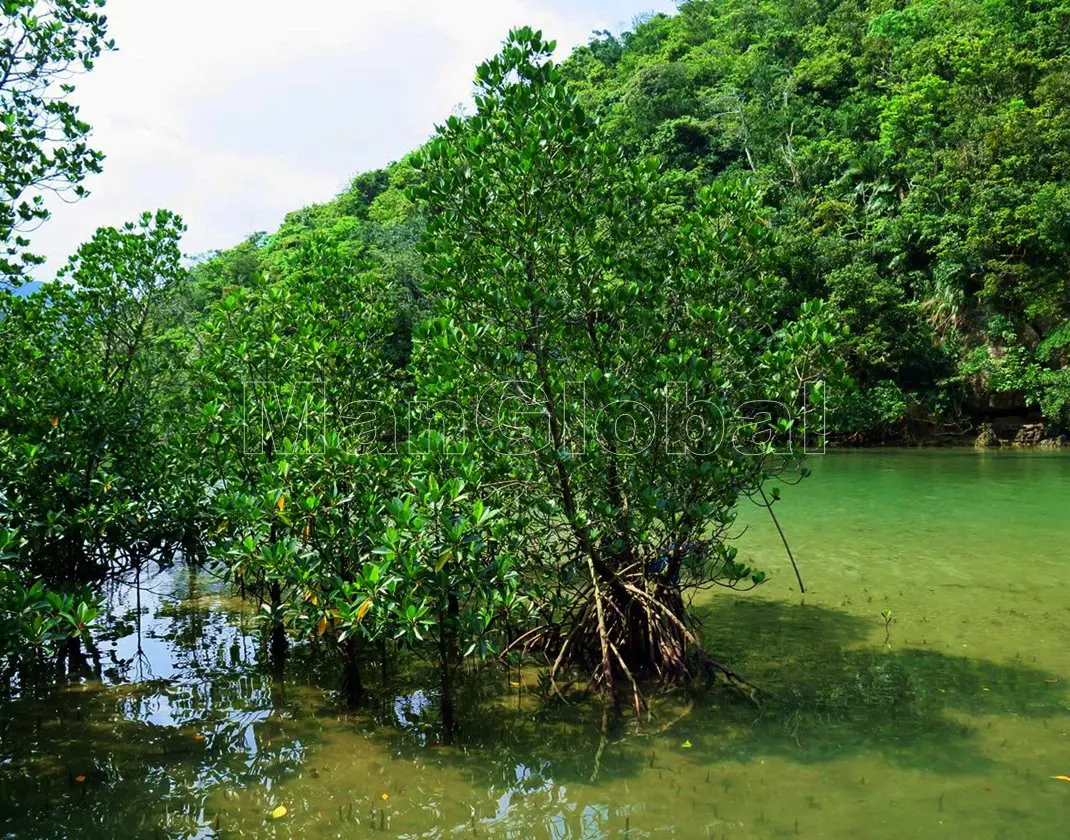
31;0;676;276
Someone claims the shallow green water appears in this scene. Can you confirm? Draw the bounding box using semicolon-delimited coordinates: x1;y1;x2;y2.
2;449;1069;838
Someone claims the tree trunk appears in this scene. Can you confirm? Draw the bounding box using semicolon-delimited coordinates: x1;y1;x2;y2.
269;580;287;675
440;653;455;745
438;594;460;744
341;636;364;707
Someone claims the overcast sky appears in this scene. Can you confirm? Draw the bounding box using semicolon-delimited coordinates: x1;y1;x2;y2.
31;0;677;277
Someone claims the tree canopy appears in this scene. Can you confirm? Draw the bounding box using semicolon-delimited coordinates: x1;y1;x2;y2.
1;0;113;280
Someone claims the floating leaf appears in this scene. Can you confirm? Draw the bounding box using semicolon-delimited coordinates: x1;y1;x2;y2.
1052;775;1070;783
270;805;288;819
510;681;521;687
74;775;86;783
681;740;693;749
381;792;390;801
194;732;205;741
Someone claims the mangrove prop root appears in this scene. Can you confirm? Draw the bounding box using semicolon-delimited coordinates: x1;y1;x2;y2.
505;565;764;712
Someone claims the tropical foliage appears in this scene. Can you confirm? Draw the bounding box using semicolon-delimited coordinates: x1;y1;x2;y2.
2;0;1066;737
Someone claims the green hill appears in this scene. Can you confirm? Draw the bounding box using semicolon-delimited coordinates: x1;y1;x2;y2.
191;0;1070;441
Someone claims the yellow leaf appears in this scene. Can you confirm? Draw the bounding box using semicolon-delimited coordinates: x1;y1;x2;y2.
435;550;452;572
316;615;328;637
510;681;521;687
50;416;58;428
1052;775;1070;783
356;598;373;622
380;792;390;801
276;495;286;513
302;522;311;542
74;775;86;783
681;740;693;749
194;732;205;741
270;805;288;819
104;482;111;492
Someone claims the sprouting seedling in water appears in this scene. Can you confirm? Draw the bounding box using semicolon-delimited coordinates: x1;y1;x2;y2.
881;609;894;644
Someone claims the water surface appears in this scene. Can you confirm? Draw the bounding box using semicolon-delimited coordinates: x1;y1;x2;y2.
2;449;1068;838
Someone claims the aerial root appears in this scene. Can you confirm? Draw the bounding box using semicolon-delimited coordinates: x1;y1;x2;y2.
505;567;764;712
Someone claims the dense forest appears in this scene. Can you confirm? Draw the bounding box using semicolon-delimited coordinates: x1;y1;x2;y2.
191;0;1070;443
1;0;1067;735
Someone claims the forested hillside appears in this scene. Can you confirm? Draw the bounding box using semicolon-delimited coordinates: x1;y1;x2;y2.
192;0;1070;441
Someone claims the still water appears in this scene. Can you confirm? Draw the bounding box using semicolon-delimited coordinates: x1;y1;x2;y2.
2;449;1069;838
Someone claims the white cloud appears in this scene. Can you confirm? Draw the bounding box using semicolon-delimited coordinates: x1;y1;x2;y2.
31;0;676;276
